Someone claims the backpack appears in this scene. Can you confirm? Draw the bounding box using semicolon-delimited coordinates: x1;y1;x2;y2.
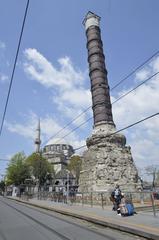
120;204;128;216
125;203;134;216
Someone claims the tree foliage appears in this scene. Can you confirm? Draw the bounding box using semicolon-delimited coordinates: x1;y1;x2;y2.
26;152;53;185
0;180;5;192
6;152;30;186
67;155;82;184
155;170;159;185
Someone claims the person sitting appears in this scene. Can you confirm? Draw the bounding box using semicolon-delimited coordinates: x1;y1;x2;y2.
117;193;135;216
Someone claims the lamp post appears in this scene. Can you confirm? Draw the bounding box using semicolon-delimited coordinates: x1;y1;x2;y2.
66;170;69;204
38;150;42;199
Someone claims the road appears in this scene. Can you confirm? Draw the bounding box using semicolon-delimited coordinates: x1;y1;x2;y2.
0;197;146;240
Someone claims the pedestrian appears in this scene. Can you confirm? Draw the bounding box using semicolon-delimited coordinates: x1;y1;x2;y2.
63;188;67;204
111;184;122;211
69;187;75;204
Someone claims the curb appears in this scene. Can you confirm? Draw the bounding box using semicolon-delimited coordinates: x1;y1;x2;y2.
135;205;159;212
6;197;159;240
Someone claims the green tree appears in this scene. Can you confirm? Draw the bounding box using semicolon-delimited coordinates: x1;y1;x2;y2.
26;153;53;185
6;152;30;186
67;155;82;185
0;180;5;192
155;170;159;186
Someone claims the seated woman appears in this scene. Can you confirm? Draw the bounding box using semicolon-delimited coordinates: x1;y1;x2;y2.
117;194;135;216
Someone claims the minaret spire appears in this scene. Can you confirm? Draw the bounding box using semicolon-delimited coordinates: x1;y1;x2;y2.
34;118;41;153
83;11;115;131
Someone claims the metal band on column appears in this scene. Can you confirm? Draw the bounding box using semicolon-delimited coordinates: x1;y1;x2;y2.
83;12;115;128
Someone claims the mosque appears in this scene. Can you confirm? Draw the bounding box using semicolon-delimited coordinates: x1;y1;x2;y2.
34;120;75;188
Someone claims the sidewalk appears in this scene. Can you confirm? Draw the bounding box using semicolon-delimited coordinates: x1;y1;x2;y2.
7;197;159;240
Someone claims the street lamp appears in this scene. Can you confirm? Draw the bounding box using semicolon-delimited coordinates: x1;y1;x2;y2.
66;169;69;204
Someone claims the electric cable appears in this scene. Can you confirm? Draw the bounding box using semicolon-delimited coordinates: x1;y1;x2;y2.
50;71;159;145
74;112;159;151
41;50;159;146
42;106;91;147
113;71;159;104
111;50;159;90
53;116;93;144
0;0;30;136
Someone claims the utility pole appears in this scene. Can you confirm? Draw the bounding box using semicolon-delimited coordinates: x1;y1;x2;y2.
34;119;42;197
66;170;69;204
38;150;42;193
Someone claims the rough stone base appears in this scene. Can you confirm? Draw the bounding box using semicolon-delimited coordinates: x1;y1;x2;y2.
79;128;141;193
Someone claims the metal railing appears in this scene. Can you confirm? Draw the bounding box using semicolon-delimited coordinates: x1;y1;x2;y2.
16;187;159;217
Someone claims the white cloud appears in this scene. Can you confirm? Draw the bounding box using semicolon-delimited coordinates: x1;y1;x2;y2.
5;112;59;142
112;56;159;171
6;112;37;140
24;48;85;90
56;88;91;108
0;41;6;49
19;49;159;174
150;56;159;72
129;129;159;181
24;48;91;126
135;69;150;81
0;73;8;83
5;111;86;150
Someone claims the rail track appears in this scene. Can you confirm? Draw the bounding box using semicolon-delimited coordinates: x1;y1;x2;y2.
0;197;147;240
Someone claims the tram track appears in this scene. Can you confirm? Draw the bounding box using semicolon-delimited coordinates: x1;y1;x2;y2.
0;197;147;240
0;197;126;240
0;198;71;240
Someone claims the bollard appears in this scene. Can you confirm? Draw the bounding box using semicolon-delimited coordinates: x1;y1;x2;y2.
140;191;144;204
150;193;156;217
90;192;93;208
130;193;133;202
82;192;84;206
101;193;104;209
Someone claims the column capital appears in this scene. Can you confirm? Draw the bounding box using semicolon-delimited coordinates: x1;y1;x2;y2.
83;11;101;31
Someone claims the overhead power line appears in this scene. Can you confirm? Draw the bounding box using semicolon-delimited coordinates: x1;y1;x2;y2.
54;116;93;144
113;71;159;104
42;50;159;146
74;112;159;151
0;0;30;136
42;106;91;147
50;71;159;145
111;50;159;90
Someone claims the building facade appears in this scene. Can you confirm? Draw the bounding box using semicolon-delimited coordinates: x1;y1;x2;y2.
42;143;74;173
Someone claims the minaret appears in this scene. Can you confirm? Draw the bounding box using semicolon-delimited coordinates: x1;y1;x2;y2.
83;11;115;132
34;119;41;153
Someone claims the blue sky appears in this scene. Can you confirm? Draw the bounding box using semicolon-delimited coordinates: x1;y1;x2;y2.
0;0;159;180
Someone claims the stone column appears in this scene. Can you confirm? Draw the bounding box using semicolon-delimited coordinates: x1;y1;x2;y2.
83;12;115;130
79;12;141;192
